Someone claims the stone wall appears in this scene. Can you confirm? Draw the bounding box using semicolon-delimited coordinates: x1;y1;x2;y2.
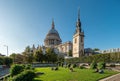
32;63;57;67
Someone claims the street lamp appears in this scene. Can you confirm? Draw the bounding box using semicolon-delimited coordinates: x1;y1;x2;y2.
4;45;8;56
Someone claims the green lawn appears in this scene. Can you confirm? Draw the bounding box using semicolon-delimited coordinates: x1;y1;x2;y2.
33;67;118;81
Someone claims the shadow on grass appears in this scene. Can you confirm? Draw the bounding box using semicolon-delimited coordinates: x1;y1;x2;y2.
33;72;45;81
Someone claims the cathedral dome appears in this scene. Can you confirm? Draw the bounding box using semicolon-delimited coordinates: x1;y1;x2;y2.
44;20;62;47
48;28;59;35
45;28;61;41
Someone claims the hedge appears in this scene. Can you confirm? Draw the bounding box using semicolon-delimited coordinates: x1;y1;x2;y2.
10;64;24;77
12;70;35;81
0;56;13;66
65;52;120;63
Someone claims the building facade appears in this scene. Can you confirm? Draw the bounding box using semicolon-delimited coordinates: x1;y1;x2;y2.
72;10;84;57
57;41;72;56
44;20;62;47
98;48;120;54
43;10;84;57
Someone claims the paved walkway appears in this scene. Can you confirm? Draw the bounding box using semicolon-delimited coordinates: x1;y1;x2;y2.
99;67;120;81
99;73;120;81
0;68;9;77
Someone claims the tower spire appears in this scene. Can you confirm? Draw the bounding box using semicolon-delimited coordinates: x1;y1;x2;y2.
52;18;55;29
76;8;81;32
78;8;80;21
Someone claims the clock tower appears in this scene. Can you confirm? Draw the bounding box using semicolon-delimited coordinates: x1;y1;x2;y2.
73;9;84;57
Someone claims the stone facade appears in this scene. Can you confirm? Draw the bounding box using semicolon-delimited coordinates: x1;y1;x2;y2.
43;10;84;57
57;41;72;56
44;20;72;56
73;10;84;57
44;20;62;48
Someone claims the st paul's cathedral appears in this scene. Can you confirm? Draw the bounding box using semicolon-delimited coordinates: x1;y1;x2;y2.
43;10;84;57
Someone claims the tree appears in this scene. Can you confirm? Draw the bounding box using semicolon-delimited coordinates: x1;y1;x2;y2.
10;64;24;77
22;46;34;63
34;48;43;62
10;53;25;64
10;53;17;64
23;52;33;63
32;44;36;53
15;54;24;64
90;61;97;69
3;57;13;67
45;48;52;63
57;54;64;62
97;62;106;69
93;48;100;51
0;56;4;65
51;52;57;63
68;50;72;56
45;48;57;63
0;56;13;66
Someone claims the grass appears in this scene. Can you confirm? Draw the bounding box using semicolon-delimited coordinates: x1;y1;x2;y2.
33;67;118;81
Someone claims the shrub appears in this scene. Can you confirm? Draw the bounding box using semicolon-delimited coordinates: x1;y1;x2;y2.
25;64;32;70
79;65;86;69
0;57;4;65
67;63;71;68
71;64;77;68
4;57;13;67
61;62;64;67
51;67;58;70
55;67;58;70
0;56;13;66
97;62;106;69
90;61;97;69
12;70;35;81
10;64;24;77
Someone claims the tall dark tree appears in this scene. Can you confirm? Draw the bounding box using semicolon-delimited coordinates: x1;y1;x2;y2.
25;46;31;53
15;54;24;64
34;48;43;62
0;56;4;65
45;48;57;63
10;53;16;64
10;53;24;64
68;50;72;56
22;46;34;63
3;57;13;67
32;44;36;53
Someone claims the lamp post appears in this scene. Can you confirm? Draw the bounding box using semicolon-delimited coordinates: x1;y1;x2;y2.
4;45;8;56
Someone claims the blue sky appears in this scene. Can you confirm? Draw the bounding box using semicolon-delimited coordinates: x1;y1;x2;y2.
0;0;120;55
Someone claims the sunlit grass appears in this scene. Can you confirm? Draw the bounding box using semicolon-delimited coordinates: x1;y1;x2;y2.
33;67;118;81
